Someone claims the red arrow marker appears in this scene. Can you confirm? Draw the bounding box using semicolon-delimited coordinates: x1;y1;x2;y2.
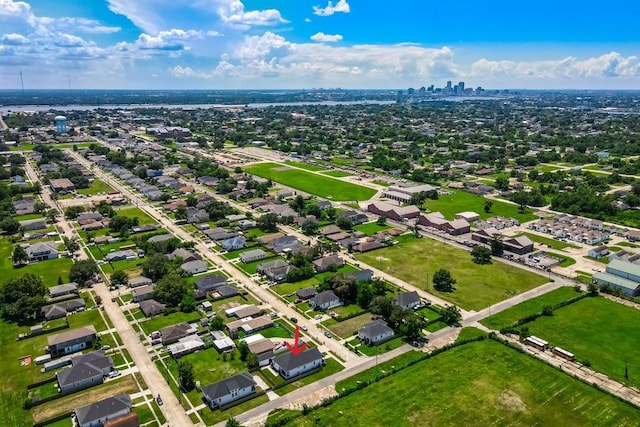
285;325;308;356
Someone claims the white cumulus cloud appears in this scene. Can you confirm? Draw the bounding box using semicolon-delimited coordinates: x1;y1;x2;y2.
310;32;343;42
313;0;350;16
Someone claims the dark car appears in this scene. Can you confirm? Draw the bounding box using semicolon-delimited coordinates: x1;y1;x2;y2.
156;395;163;406
291;317;298;323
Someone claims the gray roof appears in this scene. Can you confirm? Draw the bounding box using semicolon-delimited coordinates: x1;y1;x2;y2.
297;287;317;299
181;260;208;272
359;319;393;338
128;276;152;287
26;242;58;256
395;291;420;307
607;259;640;277
310;290;340;306
240;249;267;260
41;298;85;318
58;351;113;387
147;234;174;243
48;325;96;346
194;274;227;291
202;372;256;401
217;285;239;298
48;282;78;295
74;393;132;426
273;347;323;372
139;299;166;316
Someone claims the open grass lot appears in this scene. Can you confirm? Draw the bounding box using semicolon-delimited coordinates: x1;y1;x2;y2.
244;162;376;201
76;179;114;196
291;340;640;427
356;237;547;311
526;296;640;389
517;232;581;251
322;170;352;177
200;394;270;426
274;359;343;396
481;287;581;330
422;190;537;222
283;161;327;172
114;207;157;225
15;213;44;222
353;222;391;235
326;312;376;338
0;239;73;287
138;311;201;335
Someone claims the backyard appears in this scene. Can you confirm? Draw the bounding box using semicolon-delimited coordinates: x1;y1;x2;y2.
356;237;548;311
244;162;377;201
0;238;73;287
290;339;640;426
422;190;537;222
114;207;157;225
76;179;114;196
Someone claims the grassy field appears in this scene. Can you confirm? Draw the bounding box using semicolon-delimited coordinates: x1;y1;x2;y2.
356;237;547;311
76;179;114;196
114;207;157;225
326;313;376;338
353;222;391;235
283;161;327;172
517;232;581;251
322;170;352;177
138;311;201;335
481;287;581;330
244;162;376;201
291;339;640;427
423;190;537;222
526;296;640;389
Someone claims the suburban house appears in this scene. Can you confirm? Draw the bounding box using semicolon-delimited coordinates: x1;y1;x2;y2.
228;305;262;319
211;331;236;352
312;254;344;273
74;393;133;427
56;351;113;393
256;259;292;282
202;372;257;409
167;335;206;358
246;338;275;367
340;210;369;225
48;282;79;298
216;285;239;298
180;260;208;275
131;285;155;303
272;347;324;379
160;323;197;345
40;298;86;320
593;259;640;297
147;234;174;244
19;218;47;231
237;219;257;230
419;212;470;235
105;250;137;262
128;277;152;288
395;291;421;310
297;287;317;300
26;242;59;261
358;319;395;345
49;178;75;193
221;236;246;251
239;249;267;263
47;325;97;358
138;299;166;317
194;274;227;292
320;225;342;236
226;315;274;338
367;202;421;221
588;245;610;259
168;248;201;263
309;290;342;311
346;269;374;283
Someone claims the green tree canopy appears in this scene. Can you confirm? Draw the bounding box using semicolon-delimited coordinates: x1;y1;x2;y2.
0;274;46;322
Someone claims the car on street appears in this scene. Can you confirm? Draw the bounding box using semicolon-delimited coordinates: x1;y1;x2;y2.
290;317;298;323
324;331;332;338
156;395;163;406
300;325;308;331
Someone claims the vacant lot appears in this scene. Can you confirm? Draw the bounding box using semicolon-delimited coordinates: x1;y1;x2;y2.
326;313;376;338
244;162;376;201
526;296;640;389
0;238;73;287
291;340;640;426
76;179;114;196
423;190;537;222
283;161;327;172
114;207;157;225
353;222;391;235
322;170;352;177
356;237;547;311
481;287;581;330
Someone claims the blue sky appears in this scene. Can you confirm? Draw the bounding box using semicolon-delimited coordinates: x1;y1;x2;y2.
1;0;639;89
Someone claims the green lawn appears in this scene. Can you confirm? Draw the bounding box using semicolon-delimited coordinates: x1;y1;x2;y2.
274;358;343;396
526;296;640;389
326;313;376;338
353;222;391;236
422;190;537;222
244;162;376;201
0;239;74;287
356;336;406;356
517;232;581;251
480;287;582;330
76;179;114;196
291;340;640;427
114;207;157;225
356;237;548;311
15;213;45;222
283;161;327;172
138;311;201;335
455;327;487;343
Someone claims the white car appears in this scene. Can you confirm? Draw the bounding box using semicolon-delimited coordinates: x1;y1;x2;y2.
108;370;121;378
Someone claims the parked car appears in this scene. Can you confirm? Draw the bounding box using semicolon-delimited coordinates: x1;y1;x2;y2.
156;395;163;406
324;331;333;338
290;317;298;323
108;370;121;378
300;325;308;331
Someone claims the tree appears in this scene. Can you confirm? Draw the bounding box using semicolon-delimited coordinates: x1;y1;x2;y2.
0;274;46;321
490;236;504;256
369;295;393;318
69;259;98;284
154;272;191;307
356;283;373;309
542;305;553;316
376;216;387;226
402;312;426;341
12;244;28;265
175;205;188;221
495;176;510;191
246;352;259;369
301;218;319;235
179;293;196;313
225;418;241;427
210;314;225;331
178;360;195;391
441;305;462;326
110;270;129;287
432;269;456;292
587;282;599;296
142;253;169;282
238;341;250;361
483;201;493;213
471;245;492;265
257;213;278;232
0;217;20;235
336;216;353;230
62;236;80;253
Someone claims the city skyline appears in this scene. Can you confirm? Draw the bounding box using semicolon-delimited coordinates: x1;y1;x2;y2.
1;0;640;90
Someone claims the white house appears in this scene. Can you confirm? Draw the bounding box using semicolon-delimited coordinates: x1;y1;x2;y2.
74;393;132;427
239;249;267;263
588;245;609;259
272;347;324;379
358;319;395;345
180;260;208;275
394;291;421;310
201;372;257;408
26;242;59;261
309;290;342;311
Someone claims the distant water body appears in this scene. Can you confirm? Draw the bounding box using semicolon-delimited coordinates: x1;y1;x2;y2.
0;100;396;113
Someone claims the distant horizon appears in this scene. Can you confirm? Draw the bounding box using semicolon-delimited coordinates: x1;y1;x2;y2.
2;88;640;93
1;1;640;90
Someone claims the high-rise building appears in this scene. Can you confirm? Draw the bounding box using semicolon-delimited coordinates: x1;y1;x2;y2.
445;81;452;92
458;81;465;94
